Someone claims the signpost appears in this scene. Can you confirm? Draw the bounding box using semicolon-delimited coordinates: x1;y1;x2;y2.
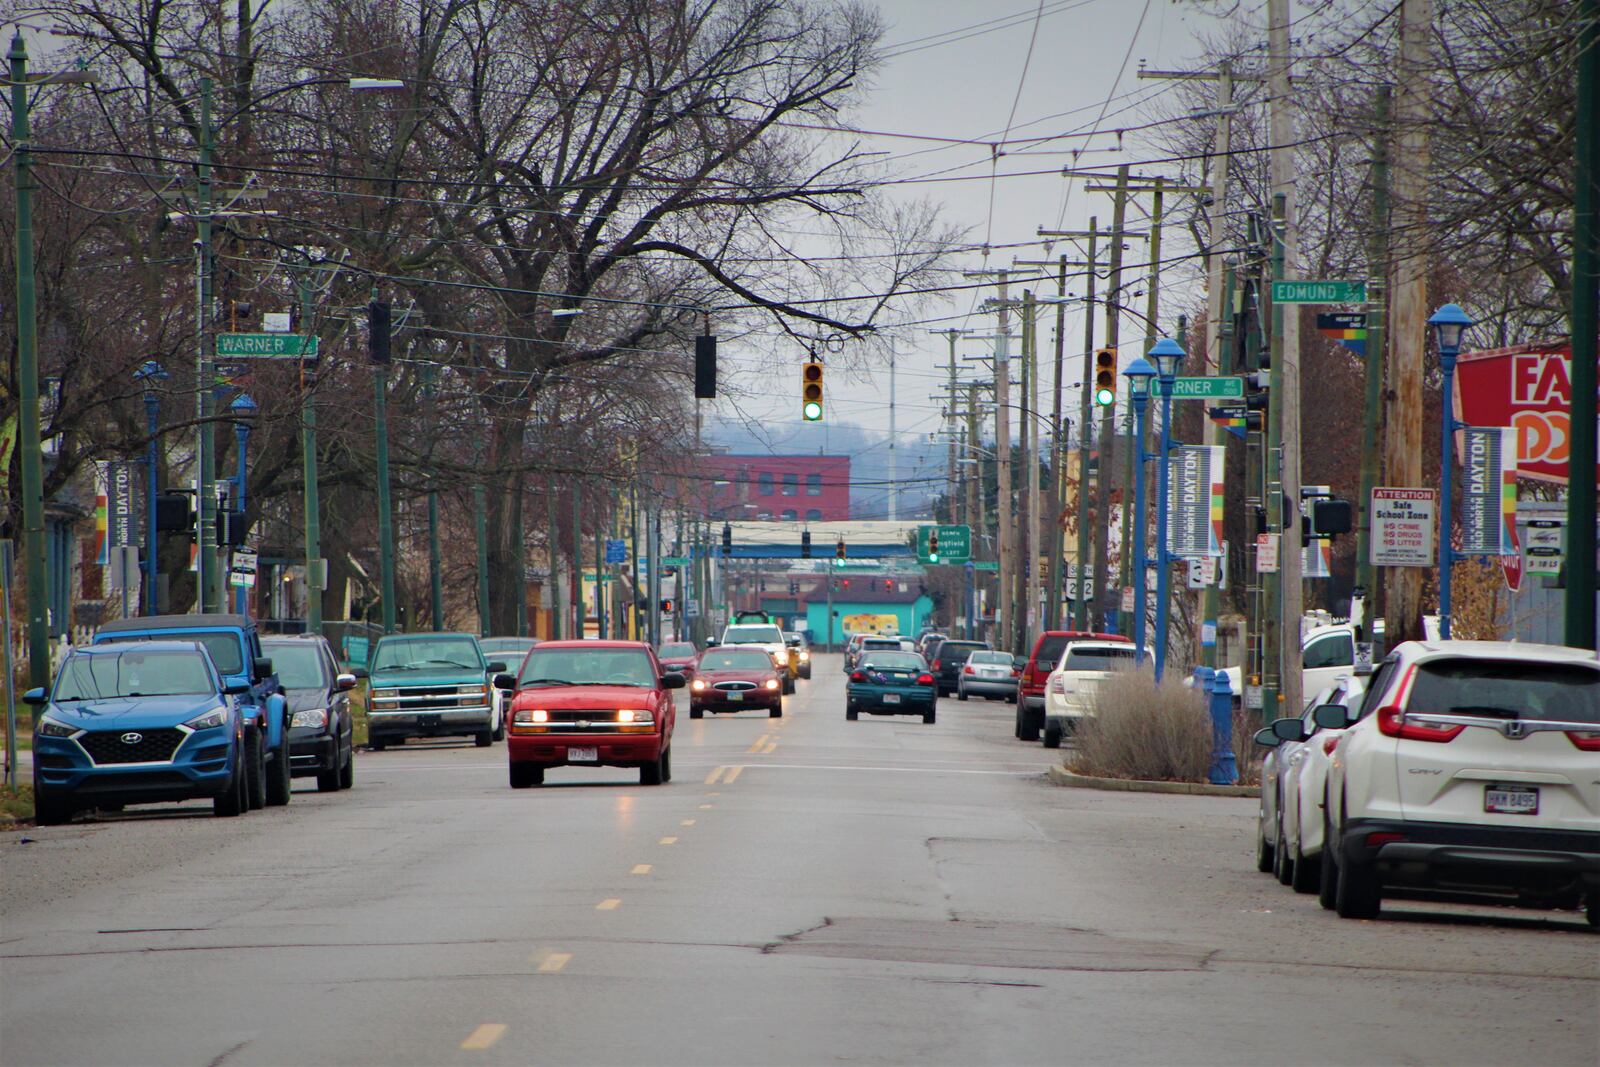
1270;279;1367;305
1168;376;1244;400
215;333;319;359
1525;518;1565;576
1255;532;1279;573
604;538;627;564
228;547;258;589
1370;488;1437;567
916;523;971;563
661;555;692;567
971;560;999;572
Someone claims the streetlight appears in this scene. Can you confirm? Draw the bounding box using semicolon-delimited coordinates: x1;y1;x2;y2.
134;361;169;615
229;393;258;615
1429;302;1474;639
1146;336;1186;682
1123;356;1157;665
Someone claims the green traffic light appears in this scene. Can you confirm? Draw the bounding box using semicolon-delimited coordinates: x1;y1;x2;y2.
1094;386;1115;406
928;552;939;563
803;400;823;421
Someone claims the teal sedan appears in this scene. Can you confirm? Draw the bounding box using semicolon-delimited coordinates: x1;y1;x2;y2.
846;651;938;724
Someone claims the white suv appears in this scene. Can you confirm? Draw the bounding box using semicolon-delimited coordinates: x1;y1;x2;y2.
1320;640;1599;924
1041;641;1141;748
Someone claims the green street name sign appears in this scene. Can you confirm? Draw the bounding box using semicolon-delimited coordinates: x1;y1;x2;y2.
1170;376;1244;400
660;556;691;567
917;523;971;563
215;332;320;359
970;560;999;572
1270;280;1366;305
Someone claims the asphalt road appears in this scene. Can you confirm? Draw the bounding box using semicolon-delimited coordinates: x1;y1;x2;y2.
3;654;1595;1066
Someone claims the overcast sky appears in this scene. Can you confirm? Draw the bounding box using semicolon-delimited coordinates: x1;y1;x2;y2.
703;0;1228;459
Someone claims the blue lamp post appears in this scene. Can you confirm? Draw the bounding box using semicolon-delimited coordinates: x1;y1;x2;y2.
1123;356;1157;664
229;393;258;614
1428;303;1474;639
1147;337;1186;682
133;360;168;615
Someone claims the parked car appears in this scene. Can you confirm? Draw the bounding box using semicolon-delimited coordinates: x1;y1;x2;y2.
480;637;539;740
1015;629;1131;741
715;621;796;692
498;640;683;786
360;632;506;749
1274;676;1366;892
1040;640;1141;748
1321;640;1599;924
27;642;255;822
690;646;784;718
957;650;1020;702
783;632;813;679
263;634;357;792
846;650;937;724
928;639;989;697
657;641;700;679
1251;676;1364;887
1213;622;1361;708
95;613;290;809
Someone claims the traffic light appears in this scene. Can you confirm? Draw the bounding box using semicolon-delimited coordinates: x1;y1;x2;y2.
841;578;850;591
368;300;391;364
802;360;824;421
789;581;799;595
154;494;193;533
927;528;940;563
1093;348;1117;405
660;598;675;613
694;335;717;399
834;537;846;565
801;530;812;558
721;522;733;556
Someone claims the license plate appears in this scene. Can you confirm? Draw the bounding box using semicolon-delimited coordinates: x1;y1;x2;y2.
568;747;598;762
726;691;743;702
1485;785;1538;815
882;693;900;704
418;713;441;727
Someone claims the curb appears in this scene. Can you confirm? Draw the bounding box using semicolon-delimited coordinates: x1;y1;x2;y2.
1046;764;1256;798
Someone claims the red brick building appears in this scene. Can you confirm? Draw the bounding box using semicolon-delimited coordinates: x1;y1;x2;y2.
701;454;850;521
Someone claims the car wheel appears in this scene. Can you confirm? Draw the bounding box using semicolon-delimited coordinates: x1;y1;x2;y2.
782;675;795;695
690;706;704;719
369;737;386;751
1587;893;1599;928
1014;705;1024;739
244;729;266;811
801;667;811;679
338;742;354;789
1043;719;1063;749
474;729;494;748
316;756;340;793
509;762;543;789
1291;840;1320;894
214;750;246;817
266;739;292;806
922;709;935;724
1274;811;1295;886
1256;816;1276;874
770;701;783;719
661;745;673;783
641;750;666;786
1318;830;1339;911
32;778;74;826
1018;708;1040;743
1335;857;1382;919
958;686;968;702
493;710;506;742
846;705;858;721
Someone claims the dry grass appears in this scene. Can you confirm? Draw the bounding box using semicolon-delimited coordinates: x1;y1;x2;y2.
1069;669;1214;782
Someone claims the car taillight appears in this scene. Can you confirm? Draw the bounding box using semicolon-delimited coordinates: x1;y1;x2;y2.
1565;730;1600;751
916;673;935;686
1376;704;1464;743
850;671;865;683
1322;735;1341;756
1011;668;1021;677
963;665;975;674
931;660;941;671
1366;831;1407;848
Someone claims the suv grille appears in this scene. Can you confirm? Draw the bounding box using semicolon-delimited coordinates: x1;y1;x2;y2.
81;728;185;765
399;685;477;710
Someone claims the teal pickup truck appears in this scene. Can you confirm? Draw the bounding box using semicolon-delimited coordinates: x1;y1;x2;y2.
358;633;507;749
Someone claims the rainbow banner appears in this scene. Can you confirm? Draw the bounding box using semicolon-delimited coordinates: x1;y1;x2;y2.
1167;445;1225;558
1459;426;1518;555
94;462;110;566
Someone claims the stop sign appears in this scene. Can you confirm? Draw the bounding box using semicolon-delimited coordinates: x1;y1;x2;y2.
1500;523;1524;593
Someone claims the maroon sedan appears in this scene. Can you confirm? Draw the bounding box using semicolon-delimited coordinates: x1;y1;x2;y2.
689;646;784;719
657;640;699;680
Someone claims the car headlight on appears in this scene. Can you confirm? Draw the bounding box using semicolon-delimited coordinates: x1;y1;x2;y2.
691;679;706;691
799;651;810;661
765;678;780;691
37;716;77;738
617;709;655;724
291;708;329;729
514;708;550;724
184;707;228;731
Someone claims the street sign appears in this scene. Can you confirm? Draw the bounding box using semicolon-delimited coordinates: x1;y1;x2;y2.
215;332;319;359
1255;532;1279;573
1169;376;1244;400
971;560;999;572
685;599;700;618
1525;518;1565;576
604;538;627;564
229;548;258;588
1270;280;1367;305
1317;312;1368;356
916;523;971;563
661;555;692;567
1370;487;1436;567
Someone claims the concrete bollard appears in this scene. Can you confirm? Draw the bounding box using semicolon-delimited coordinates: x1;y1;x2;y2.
1207;669;1239;785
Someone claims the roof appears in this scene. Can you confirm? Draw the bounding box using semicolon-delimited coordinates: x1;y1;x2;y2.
98;613;252;634
528;639;649;650
72;640;204;654
1402;640;1600;664
375;631;479;641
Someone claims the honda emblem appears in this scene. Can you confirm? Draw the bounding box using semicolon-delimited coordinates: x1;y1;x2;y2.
1503;721;1528;739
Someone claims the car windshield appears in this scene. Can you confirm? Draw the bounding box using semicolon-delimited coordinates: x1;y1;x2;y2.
1063;647;1138;671
265;644;328;689
968;651;1013;665
480;638;537;655
860;652;924;671
658;642;697;658
54;651;214;700
723;625;782;645
371;637;483;671
938;643;985;662
1409;659;1599;723
100;630;243;675
519;648;657;687
700;649;773;671
1033;636;1074;669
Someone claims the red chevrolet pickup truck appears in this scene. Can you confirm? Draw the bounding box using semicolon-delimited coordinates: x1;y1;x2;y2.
495;640;684;788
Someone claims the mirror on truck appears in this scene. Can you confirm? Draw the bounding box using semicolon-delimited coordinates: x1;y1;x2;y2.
252;656;273;681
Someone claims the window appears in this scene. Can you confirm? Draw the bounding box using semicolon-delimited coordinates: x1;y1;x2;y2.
782;472;798;496
1303;633;1355;671
757;471;774;496
806;473;823;496
804;508;822;522
781;510;798;521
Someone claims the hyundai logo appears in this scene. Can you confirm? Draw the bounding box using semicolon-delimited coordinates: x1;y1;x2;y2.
120;732;144;745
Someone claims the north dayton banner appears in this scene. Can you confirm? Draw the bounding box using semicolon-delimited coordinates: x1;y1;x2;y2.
1459;426;1518;555
1167;445;1225;558
1453;340;1597;488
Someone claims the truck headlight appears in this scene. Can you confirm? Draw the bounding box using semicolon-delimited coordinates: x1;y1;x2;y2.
371;688;398;699
291;708;329;729
37;716;77;738
184;707;228;731
514;708;550;724
617;709;654;724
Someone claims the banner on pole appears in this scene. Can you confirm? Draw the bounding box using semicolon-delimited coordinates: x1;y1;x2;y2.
94;462;110;566
1459;426;1518;555
1166;445;1225;558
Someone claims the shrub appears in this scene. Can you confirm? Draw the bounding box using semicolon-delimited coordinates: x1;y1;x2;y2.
1069;668;1214;782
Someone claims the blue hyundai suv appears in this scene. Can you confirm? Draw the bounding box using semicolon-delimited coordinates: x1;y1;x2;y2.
26;641;254;823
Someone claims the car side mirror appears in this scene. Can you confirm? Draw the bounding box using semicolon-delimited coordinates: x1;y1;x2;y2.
335;673;358;692
351;667;369;680
493;673;517;691
1252;726;1281;748
705;639;718;647
224;682;251;696
22;687;47;706
486;661;507;674
1270;717;1308;743
1312;703;1354;730
252;656;273;680
660;673;686;689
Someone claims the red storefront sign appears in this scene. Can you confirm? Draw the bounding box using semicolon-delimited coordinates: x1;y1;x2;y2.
1453;340;1597;487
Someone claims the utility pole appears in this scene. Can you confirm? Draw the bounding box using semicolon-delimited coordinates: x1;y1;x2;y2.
888;345;898;521
373;295;396;634
1023;290;1041;643
1567;0;1599;650
1049;255;1068;628
1077;222;1098;627
936;329;961;524
1355;86;1392;625
1383;0;1434;646
1098;168;1129;631
424;366;443;632
547;481;562;639
195;78;220;614
1268;0;1304;719
1264;196;1288;714
966;270;1013;650
296;269;324;637
11;34;45;683
475;485;490;636
1143;179;1167;664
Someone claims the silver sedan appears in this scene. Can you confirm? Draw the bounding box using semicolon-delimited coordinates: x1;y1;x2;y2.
957;650;1019;701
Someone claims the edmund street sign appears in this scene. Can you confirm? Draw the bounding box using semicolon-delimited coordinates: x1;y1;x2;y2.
1270;280;1367;305
215;333;320;359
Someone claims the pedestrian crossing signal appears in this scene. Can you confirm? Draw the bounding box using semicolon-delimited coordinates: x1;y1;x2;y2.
802;361;824;421
1094;348;1117;406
